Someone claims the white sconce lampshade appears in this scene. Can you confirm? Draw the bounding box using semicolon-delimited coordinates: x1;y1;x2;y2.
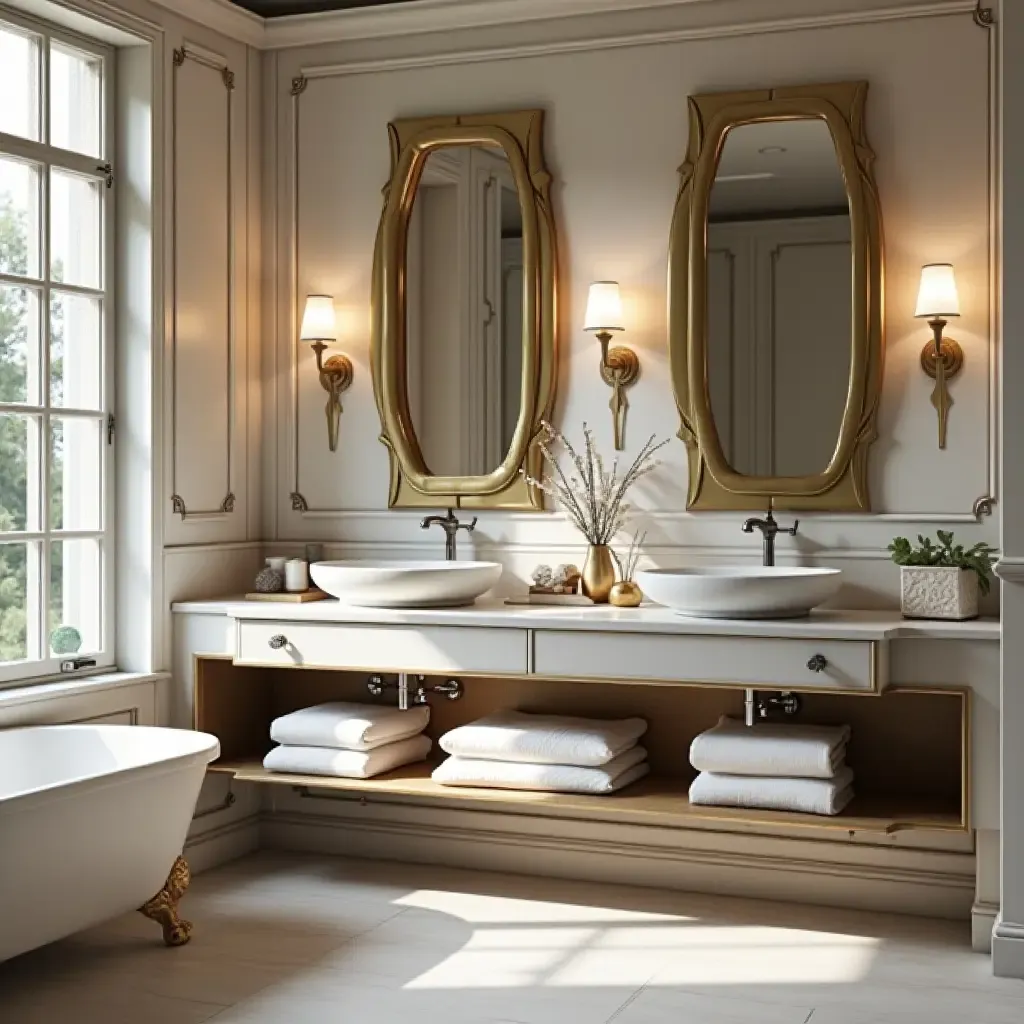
584;281;625;333
915;264;960;319
300;294;337;341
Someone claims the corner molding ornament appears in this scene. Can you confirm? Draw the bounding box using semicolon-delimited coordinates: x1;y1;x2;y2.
170;45;237;522
973;3;994;28
291;75;308;96
973;495;996;519
291;492;310;512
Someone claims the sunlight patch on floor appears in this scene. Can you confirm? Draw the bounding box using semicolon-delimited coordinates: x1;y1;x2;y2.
396;899;881;991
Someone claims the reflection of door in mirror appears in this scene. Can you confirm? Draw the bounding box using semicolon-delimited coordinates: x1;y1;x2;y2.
404;144;525;478
706;118;852;478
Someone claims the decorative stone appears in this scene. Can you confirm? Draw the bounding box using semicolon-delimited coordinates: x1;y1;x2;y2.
900;566;979;621
531;565;554;588
50;625;83;655
254;567;285;594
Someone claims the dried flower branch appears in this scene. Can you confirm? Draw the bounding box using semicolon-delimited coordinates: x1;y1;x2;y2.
621;530;646;583
525;423;668;545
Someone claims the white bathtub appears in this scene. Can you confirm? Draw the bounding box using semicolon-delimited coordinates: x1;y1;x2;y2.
0;724;219;962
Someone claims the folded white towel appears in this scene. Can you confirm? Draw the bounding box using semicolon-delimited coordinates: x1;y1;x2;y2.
439;710;648;767
689;716;851;779
270;702;430;751
689;766;855;817
432;746;649;794
263;734;432;779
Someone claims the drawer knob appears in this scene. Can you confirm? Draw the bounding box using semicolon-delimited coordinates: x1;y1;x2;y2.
806;654;828;673
268;634;288;650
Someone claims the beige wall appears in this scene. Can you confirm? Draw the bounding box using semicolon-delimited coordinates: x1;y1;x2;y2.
261;0;998;608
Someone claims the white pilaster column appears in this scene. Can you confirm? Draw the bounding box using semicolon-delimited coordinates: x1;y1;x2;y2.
994;0;1024;980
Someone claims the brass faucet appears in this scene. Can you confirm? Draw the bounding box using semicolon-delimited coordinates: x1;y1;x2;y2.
421;508;478;561
742;509;799;567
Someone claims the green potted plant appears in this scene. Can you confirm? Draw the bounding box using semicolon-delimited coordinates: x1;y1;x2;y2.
888;531;996;621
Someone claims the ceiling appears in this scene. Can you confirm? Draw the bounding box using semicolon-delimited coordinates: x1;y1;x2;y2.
709;119;849;219
229;0;418;16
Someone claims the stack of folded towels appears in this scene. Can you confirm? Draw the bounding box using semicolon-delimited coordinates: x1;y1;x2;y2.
688;716;854;816
263;701;432;779
432;710;649;795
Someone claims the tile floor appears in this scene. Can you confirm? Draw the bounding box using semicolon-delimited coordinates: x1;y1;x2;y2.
1;851;1021;1023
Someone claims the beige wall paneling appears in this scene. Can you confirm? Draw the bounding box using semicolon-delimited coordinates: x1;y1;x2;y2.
265;3;998;608
164;36;249;543
0;678;159;729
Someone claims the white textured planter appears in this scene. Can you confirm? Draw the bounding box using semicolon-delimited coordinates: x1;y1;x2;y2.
900;566;979;621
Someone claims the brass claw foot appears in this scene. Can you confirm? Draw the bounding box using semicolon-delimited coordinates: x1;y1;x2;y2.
138;855;194;947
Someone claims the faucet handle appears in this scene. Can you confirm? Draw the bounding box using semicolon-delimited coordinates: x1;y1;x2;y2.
457;516;478;534
785;519;800;536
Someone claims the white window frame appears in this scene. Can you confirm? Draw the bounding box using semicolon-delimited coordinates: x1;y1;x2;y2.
0;5;115;686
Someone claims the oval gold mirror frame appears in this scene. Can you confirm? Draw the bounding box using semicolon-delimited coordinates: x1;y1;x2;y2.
370;109;558;510
669;82;884;511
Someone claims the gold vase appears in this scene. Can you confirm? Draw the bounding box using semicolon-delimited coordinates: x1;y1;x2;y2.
609;581;643;608
582;544;616;603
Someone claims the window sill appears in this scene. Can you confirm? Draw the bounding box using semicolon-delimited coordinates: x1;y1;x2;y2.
0;671;170;710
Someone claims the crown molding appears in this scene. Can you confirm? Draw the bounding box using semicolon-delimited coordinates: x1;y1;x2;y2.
262;0;722;49
119;0;980;52
144;0;266;48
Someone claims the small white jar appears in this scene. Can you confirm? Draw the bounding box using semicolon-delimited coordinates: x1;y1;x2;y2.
265;556;288;576
284;559;309;593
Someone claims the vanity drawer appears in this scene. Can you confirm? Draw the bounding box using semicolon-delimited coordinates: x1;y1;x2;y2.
235;620;529;676
532;631;883;692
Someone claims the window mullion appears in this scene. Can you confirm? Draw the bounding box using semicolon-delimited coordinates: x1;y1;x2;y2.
40;38;52;661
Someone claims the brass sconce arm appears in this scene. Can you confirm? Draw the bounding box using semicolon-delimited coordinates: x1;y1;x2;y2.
595;331;641;451
310;341;354;453
920;318;964;451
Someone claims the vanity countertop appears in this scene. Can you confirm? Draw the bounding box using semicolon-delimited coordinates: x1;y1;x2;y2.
171;597;1000;642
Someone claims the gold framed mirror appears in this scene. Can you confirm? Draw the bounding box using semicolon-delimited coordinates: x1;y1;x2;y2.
669;82;884;511
370;109;557;509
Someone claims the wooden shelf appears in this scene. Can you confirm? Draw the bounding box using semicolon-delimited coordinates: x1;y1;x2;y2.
210;758;965;835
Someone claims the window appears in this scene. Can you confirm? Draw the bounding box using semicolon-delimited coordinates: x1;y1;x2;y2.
0;12;113;684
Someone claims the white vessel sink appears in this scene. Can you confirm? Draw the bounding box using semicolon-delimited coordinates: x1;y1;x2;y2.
637;566;842;619
310;560;502;608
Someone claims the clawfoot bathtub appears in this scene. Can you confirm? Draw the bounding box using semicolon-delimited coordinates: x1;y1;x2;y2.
0;724;219;962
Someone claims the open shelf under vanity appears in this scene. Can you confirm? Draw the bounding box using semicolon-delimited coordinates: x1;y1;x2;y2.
194;656;969;836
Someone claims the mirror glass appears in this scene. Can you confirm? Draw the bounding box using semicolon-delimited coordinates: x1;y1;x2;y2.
705;118;852;478
404;143;525;478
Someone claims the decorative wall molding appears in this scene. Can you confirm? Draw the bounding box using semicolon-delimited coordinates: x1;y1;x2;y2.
994;558;1024;584
271;0;999;530
169;44;237;522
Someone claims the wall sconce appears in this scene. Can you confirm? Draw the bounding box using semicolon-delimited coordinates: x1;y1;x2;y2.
300;294;354;453
915;263;964;450
584;281;641;450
